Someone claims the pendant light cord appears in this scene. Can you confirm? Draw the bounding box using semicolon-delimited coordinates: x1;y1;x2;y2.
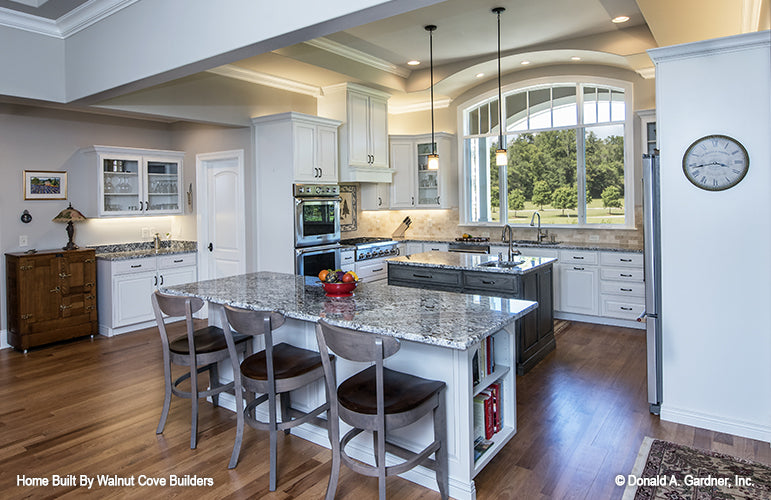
429;26;436;156
496;9;503;151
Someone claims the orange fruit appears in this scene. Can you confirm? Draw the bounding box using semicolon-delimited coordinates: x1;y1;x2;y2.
318;269;329;282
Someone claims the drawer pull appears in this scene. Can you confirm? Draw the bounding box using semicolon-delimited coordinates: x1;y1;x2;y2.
412;273;433;279
620;258;632;262
86;295;94;300
573;256;584;259
50;286;60;293
573;267;584;271
59;272;72;279
60;304;72;310
84;258;94;263
620;288;632;292
173;259;184;263
372;268;384;273
86;305;95;311
481;280;496;285
620;273;632;277
21;314;32;320
620;306;633;311
85;282;94;287
130;264;142;268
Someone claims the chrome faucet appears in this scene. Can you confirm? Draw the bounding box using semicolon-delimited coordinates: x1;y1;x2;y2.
153;233;162;252
529;212;548;243
501;224;520;262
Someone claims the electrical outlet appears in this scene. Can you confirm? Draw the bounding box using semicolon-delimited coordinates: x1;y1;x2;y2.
589;234;600;242
19;235;28;247
141;227;150;238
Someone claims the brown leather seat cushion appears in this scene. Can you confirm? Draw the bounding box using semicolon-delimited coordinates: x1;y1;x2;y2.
338;366;445;415
169;326;249;355
241;342;328;381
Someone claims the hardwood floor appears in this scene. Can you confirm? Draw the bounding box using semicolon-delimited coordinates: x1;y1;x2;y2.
1;321;769;499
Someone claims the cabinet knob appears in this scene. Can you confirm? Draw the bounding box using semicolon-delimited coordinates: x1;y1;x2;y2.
59;272;72;279
59;304;72;310
21;314;32;320
49;286;60;293
85;282;94;288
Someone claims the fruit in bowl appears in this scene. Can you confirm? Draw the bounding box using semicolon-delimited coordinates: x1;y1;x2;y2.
318;269;359;296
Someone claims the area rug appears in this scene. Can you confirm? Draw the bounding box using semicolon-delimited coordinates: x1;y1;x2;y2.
622;436;771;499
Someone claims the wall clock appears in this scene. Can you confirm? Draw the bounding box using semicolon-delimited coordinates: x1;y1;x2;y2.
682;134;749;191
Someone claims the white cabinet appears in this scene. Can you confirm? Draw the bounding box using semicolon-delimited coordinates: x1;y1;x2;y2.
423;242;449;252
340;248;355;273
389;133;458;209
360;182;390;210
252;112;341;184
404;242;424;256
401;242;448;255
83;146;184;218
355;259;388;282
558;250;599;316
96;253;197;336
598;251;645;321
318;83;392;183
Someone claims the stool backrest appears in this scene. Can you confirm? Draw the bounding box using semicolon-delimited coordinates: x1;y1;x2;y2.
315;319;400;363
152;291;204;349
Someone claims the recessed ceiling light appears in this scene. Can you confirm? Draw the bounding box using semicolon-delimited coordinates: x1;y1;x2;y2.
521;61;530;65
571;56;581;61
611;15;630;23
476;72;485;78
407;60;421;66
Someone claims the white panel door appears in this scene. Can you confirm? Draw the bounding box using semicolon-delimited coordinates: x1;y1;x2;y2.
347;91;370;166
293;121;317;181
369;97;389;168
559;265;599;315
316;125;338;182
197;150;246;281
160;266;197;288
113;271;156;326
389;141;416;208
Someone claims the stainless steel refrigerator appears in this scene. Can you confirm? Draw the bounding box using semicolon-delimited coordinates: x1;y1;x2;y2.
642;153;662;414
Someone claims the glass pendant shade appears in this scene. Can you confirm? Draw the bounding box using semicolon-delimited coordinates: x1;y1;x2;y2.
495;148;507;166
427;153;439;170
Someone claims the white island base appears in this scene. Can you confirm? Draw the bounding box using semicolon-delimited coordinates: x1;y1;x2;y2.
211;312;517;500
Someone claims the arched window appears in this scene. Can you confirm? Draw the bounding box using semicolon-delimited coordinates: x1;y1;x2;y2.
460;78;633;227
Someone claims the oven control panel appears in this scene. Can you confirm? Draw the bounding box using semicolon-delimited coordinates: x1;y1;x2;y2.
355;243;400;261
294;184;339;197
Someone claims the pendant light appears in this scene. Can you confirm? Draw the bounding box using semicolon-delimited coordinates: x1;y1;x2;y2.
493;7;507;166
425;24;439;170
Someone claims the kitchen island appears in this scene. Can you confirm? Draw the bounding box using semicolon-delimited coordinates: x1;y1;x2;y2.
388;251;557;374
162;271;536;500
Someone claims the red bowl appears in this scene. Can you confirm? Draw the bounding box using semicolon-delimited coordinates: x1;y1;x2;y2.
321;281;357;297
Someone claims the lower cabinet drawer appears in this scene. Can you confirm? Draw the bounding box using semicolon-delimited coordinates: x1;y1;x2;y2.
158;253;196;269
600;281;645;297
462;271;519;296
388;264;461;287
601;295;645;320
356;259;389;282
112;257;156;275
600;267;643;282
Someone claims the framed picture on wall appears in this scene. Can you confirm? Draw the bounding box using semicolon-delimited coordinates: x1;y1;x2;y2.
339;184;357;232
24;170;68;200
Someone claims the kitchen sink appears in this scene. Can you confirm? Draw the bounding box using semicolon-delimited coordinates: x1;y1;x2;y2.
478;259;525;268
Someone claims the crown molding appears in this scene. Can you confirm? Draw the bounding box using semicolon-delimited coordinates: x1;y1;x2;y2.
0;0;137;38
648;30;770;64
389;96;452;114
636;67;655;79
206;65;323;98
304;37;411;79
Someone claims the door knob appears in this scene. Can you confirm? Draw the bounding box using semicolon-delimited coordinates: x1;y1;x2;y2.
208;242;213;252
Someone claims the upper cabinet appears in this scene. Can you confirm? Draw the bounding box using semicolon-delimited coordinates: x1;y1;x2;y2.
388;132;458;209
83;146;184;217
252;112;341;184
318;83;392;183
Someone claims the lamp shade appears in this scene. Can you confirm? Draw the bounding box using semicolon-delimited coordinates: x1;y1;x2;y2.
52;203;87;223
427;153;439;170
495;148;508;166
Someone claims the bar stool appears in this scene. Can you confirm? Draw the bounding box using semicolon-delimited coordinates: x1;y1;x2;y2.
315;319;449;500
151;290;251;449
220;304;334;491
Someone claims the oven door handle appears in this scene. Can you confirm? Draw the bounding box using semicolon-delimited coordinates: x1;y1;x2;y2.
295;197;342;205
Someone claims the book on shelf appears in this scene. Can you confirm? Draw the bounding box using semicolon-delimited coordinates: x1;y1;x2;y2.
473;394;486;441
473;436;493;462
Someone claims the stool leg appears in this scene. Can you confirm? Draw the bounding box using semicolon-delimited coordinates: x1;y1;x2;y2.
268;389;278;491
190;358;199;449
325;363;340;500
377;427;386;499
156;359;172;434
209;362;221;408
228;377;245;469
280;392;292;435
434;389;449;500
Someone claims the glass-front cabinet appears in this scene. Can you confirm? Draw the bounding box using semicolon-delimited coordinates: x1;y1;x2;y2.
388;132;458;210
416;141;439;206
88;146;184;217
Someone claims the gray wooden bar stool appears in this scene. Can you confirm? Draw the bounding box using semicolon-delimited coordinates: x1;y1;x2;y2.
315;319;449;500
151;290;250;449
220;304;334;491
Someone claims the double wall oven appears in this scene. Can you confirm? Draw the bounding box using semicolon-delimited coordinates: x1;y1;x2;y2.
294;184;343;277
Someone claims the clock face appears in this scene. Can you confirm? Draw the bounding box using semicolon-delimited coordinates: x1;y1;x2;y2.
682;135;749;191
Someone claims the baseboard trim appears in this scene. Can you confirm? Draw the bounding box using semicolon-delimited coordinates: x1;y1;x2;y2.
660;405;771;444
554;311;645;330
1;329;9;350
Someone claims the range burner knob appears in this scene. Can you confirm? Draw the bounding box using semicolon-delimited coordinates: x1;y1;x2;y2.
365;252;372;259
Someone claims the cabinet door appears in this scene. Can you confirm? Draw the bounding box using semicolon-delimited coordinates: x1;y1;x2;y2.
316;125;338;182
390;141;416;208
369;96;389;168
159;266;197;288
423;242;449;252
144;157;183;214
347;92;371;167
360;183;389;210
559;265;599;315
416;141;440;207
18;255;60;327
113;271;157;327
293;121;317;182
58;253;97;321
100;154;143;216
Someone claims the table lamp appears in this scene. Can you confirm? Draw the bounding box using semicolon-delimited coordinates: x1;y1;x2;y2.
52;203;87;250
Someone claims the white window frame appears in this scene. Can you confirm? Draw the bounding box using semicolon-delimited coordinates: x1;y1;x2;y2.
457;75;635;229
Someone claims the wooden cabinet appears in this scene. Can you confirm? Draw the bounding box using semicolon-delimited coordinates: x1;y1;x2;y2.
5;249;97;351
82;146;184;217
252;112;341;184
318;83;392;183
96;253;197;336
388;133;458;209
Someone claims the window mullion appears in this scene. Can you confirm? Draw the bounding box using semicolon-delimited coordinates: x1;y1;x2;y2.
576;84;587;224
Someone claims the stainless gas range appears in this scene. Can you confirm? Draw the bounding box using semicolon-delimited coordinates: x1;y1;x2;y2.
339;237;399;282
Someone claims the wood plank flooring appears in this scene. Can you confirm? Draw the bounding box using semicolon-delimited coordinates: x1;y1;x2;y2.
1;321;769;499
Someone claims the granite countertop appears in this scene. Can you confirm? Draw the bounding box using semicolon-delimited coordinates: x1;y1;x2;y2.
161;271;537;350
387;251;556;275
394;237;642;253
93;240;197;260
